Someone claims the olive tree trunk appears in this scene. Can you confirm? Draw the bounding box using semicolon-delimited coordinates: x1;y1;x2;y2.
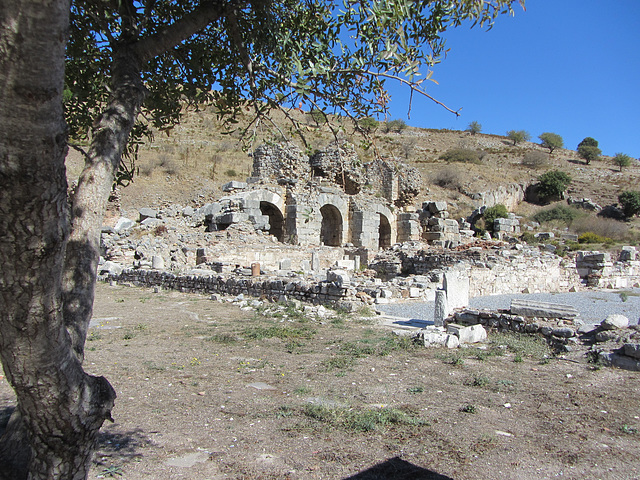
0;1;116;479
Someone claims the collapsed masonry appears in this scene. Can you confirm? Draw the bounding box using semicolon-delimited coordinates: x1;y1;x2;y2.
201;141;479;251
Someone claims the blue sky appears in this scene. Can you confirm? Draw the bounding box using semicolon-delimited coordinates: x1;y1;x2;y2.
385;0;640;158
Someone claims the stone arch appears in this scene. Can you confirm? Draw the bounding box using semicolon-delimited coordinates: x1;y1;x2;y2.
260;201;284;241
378;213;392;249
320;204;343;246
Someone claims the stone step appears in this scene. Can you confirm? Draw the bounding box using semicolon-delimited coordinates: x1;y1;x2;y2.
510;299;579;319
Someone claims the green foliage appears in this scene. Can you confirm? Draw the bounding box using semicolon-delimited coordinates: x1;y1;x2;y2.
460;404;477;414
532;205;581;225
308;108;328;125
613;153;632;172
577;137;601;164
519;231;539;244
618;191;640;218
439;148;483;164
578;232;613;245
384;119;407;133
506;129;531;145
482;204;509;232
537;170;572;199
538;132;564;153
468;120;482;135
358;117;379;133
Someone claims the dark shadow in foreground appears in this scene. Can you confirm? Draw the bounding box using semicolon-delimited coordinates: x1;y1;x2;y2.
343;456;455;480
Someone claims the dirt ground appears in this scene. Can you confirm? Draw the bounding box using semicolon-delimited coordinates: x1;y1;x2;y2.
2;282;640;480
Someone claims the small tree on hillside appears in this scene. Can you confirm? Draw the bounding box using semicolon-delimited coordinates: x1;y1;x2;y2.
507;129;531;145
618;191;640;218
613;153;632;172
538;132;563;154
468;120;482;135
577;137;601;164
537;170;572;200
483;204;509;232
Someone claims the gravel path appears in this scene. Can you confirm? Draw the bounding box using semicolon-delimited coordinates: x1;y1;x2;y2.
375;289;640;325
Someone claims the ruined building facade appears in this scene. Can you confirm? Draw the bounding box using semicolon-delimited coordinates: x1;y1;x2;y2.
206;141;426;250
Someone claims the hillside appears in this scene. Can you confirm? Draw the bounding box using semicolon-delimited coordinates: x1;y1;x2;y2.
67;106;640;244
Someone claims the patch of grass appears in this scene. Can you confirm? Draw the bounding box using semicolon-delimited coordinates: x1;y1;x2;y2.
242;323;316;341
532;205;582;225
205;333;238;344
276;405;295;418
322;356;356;371
489;332;551;360
294;386;312;395
407;386;424;394
338;334;416;358
303;404;426;432
88;331;102;341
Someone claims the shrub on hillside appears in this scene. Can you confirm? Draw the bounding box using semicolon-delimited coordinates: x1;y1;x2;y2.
537;170;571;200
431;167;463;190
571;215;629;242
618;191;640;218
521;150;549;169
383;119;407;133
578;232;614;245
439;148;483;164
358;117;379;133
532;205;581;225
483;204;509;232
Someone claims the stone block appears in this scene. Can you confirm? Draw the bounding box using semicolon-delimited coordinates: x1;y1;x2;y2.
327;269;350;287
433;289;448;327
510;299;579;319
620;246;637;261
114;217;135;233
447;323;487;344
443;271;469;311
222;181;247;191
138;207;157;222
601;314;629;330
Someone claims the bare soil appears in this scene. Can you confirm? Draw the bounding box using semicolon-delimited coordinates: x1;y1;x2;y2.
3;283;638;479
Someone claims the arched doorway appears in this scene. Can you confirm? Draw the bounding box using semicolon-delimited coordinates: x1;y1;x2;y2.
260;201;285;242
379;213;391;249
320;204;342;246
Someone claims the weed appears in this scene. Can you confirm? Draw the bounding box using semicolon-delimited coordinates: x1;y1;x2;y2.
621;424;638;435
466;374;490;387
294;386;312;395
407;386;424;394
276;405;295;418
620;292;629;302
123;332;135;340
88;331;102;341
460;404;477;414
101;466;124;477
135;323;148;331
189;357;201;366
514;354;523;363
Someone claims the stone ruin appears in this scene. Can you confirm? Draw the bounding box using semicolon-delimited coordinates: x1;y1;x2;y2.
201;141;424;250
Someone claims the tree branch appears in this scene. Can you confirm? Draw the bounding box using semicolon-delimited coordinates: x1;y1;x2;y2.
132;0;226;64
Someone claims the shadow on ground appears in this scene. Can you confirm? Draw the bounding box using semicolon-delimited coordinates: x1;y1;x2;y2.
344;456;454;479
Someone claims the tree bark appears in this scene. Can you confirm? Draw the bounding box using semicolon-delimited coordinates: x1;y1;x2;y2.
0;1;115;479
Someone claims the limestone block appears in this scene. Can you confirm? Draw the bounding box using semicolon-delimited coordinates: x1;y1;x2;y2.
335;259;356;270
138;207;157;222
601;314;629;330
152;255;165;269
620;246;637;261
327;269;350;287
114;217;135;233
141;217;161;227
510;299;579;319
409;287;420;298
443;271;469;311
447;323;487;344
222;181;248;191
